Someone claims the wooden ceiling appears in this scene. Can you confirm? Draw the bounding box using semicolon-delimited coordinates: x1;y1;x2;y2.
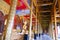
0;0;60;29
36;0;60;29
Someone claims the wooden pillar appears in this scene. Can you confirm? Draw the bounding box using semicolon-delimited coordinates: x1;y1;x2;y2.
51;13;55;40
29;0;33;40
58;0;60;14
54;5;58;40
38;20;41;34
35;6;38;34
49;22;52;37
49;8;55;40
5;0;17;40
49;19;53;39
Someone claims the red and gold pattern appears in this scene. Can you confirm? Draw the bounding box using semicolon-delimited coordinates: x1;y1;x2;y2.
4;0;27;10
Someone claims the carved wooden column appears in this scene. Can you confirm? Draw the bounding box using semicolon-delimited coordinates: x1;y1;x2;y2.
29;0;33;40
49;15;54;39
35;6;38;34
5;0;17;40
51;12;55;40
54;5;58;40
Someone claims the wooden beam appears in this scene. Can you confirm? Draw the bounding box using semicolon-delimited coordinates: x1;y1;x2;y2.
37;3;53;6
56;10;59;13
32;0;37;6
52;18;60;22
38;10;51;13
52;15;60;18
23;0;30;9
51;13;60;22
56;13;60;17
58;0;60;14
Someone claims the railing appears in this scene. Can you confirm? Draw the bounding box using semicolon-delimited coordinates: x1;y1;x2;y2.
0;0;10;15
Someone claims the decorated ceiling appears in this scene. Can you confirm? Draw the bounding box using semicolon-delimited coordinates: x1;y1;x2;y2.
4;0;30;16
4;0;29;10
4;0;36;23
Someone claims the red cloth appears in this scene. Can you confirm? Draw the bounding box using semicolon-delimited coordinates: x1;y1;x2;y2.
16;0;27;10
4;0;27;10
4;0;11;5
